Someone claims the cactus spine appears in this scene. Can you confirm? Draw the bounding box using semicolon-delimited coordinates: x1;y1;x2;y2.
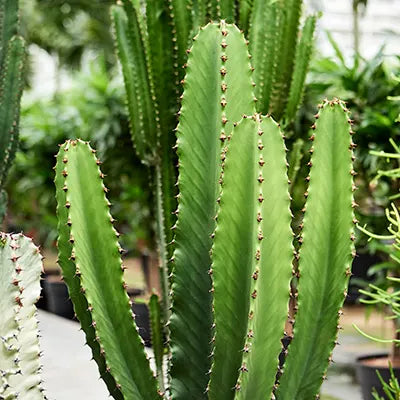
55;21;354;400
112;0;316;328
0;233;45;399
0;0;25;220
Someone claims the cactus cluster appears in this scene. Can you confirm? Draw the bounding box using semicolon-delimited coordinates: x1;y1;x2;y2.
111;0;316;322
0;233;45;399
0;0;25;220
54;22;357;400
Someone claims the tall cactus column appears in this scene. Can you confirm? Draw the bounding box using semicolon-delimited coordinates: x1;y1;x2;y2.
0;0;25;220
169;21;255;399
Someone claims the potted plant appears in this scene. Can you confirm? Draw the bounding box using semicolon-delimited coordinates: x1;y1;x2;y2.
356;138;400;399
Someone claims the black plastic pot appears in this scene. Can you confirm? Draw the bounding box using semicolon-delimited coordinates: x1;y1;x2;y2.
132;302;151;347
356;354;400;400
42;278;75;319
347;252;382;304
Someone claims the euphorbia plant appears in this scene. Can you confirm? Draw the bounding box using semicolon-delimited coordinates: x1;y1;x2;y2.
54;22;357;400
111;0;317;321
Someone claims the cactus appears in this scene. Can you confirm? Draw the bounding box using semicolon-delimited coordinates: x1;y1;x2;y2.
111;0;316;324
0;0;25;220
54;21;356;400
0;232;45;399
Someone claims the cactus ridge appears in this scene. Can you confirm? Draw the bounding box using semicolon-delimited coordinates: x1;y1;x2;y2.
208;0;220;21
0;0;19;67
269;0;303;120
149;293;165;391
0;233;44;399
276;99;357;400
169;21;255;399
0;233;20;398
55;140;160;400
190;0;207;34
233;115;293;400
285;15;317;122
248;0;279;114
54;144;124;400
0;0;25;218
0;36;24;188
169;0;193;86
112;2;177;326
0;0;25;220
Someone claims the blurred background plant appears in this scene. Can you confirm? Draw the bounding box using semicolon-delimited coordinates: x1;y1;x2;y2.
20;0;115;70
295;34;400;221
6;60;153;253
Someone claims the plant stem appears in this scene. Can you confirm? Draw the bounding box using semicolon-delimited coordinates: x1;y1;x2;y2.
155;162;171;330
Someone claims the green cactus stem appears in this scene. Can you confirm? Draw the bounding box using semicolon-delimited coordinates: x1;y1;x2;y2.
111;2;175;327
0;0;25;220
149;293;164;391
169;21;255;399
285;15;317;122
209;115;293;400
55;144;124;400
112;1;317;348
55;140;160;400
276;99;356;400
0;233;44;399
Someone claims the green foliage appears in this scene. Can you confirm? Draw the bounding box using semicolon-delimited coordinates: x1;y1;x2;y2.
55;21;355;400
0;232;44;399
0;0;25;219
20;0;115;69
303;39;400;214
7;62;151;250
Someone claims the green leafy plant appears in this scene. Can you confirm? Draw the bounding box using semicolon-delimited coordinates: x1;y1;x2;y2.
0;0;26;219
356;135;400;395
0;232;44;399
7;61;151;250
54;22;356;400
112;0;317;329
356;141;400;365
301;37;400;226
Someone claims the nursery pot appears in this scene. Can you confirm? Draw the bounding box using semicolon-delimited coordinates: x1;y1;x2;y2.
42;274;74;319
356;354;400;400
132;301;151;347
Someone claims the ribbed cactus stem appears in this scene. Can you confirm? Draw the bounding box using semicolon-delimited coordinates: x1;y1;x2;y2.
0;233;45;399
55;140;161;399
276;99;356;400
0;0;25;220
169;21;255;399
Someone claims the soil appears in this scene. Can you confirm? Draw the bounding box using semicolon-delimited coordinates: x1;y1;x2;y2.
361;356;400;368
